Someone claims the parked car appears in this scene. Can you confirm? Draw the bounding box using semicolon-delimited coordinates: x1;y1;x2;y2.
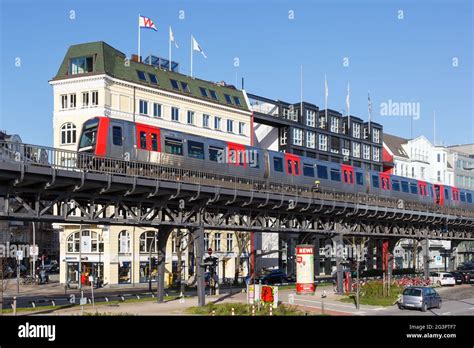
449;271;464;285
398;286;442;312
429;272;455;286
458;270;474;284
257;269;289;285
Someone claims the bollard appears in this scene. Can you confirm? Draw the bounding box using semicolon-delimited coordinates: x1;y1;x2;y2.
120;295;125;302
136;295;140;300
251;305;255;316
31;301;36;309
104;297;109;302
211;310;216;316
12;297;17;316
231;307;235;316
269;305;273;316
51;300;56;307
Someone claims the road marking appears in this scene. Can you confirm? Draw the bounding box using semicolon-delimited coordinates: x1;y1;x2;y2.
293;298;356;309
371;307;386;311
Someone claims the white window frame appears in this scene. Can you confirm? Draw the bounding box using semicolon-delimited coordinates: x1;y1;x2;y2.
61;123;77;145
214;116;221;130
171;107;180;122
203;114;210;128
292;128;303;146
153;103;162;118
363;144;370;160
227;119;234;133
318;134;328;151
187;110;195;125
306;110;316;127
352;142;361;158
306;131;315;149
330;117;339;133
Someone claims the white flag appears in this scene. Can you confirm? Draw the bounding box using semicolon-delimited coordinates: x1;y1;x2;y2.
324;75;329;99
192;36;207;58
170;26;178;48
368;91;373;121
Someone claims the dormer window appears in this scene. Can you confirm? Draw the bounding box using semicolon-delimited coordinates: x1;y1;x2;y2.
233;96;241;106
209;90;218;100
199;87;208;98
137;70;147;81
181;82;190;92
70;56;93;75
224;94;232;104
170;79;180;90
148;73;158;84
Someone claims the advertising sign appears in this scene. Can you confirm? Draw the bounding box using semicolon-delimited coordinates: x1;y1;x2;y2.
261;285;279;308
296;244;315;294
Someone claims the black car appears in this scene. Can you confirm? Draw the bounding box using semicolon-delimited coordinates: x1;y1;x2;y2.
456;270;474;284
449;272;464;284
258;269;289;285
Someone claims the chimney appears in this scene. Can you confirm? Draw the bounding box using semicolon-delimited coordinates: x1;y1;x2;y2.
131;54;141;63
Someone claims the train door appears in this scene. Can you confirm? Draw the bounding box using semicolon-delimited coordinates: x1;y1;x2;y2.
109;120;124;159
433;184;444;206
379;172;391;191
341;164;354;184
451;187;460;207
227;142;246;167
284;153;301;176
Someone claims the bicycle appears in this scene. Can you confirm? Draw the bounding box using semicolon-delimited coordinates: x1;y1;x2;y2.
20;275;37;286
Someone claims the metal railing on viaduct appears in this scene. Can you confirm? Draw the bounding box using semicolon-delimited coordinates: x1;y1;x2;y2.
0;141;473;305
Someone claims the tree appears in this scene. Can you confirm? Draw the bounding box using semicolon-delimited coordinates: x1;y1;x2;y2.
234;232;250;284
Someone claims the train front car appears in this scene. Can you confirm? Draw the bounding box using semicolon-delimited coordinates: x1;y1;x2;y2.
77;117;110;170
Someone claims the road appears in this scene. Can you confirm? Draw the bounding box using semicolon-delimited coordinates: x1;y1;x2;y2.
377;284;474;316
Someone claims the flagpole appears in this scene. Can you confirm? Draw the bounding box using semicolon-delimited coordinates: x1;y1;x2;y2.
138;15;141;62
169;26;172;71
347;82;351;135
368;90;372;137
324;74;328;128
300;65;303;122
190;35;193;77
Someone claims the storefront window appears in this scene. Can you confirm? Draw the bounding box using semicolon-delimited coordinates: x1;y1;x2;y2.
118;261;131;284
139;261;157;283
67;262;79;284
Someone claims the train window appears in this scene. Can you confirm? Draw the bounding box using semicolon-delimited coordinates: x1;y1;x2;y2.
355;172;364;185
112;126;122;146
467;193;472;203
401;181;409;193
372;175;379;188
317;165;328;179
444;188;449;201
249;152;259;169
151;133;158;151
139;131;147;149
287;159;292;174
274;157;283;172
429;185;434;197
410;183;418;195
460;192;466;202
303;164;314;177
164;137;183;156
209;146;223;162
294;161;299;175
238;151;245;166
188;140;205;159
392;180;400;191
330;169;341;182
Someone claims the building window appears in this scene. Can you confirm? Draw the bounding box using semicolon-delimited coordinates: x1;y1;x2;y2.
352;123;360;138
139;100;148;115
352;142;361;158
420;167;426;179
203;114;210;128
187;110;195;125
372;128;380;143
318;115;326;129
209;90;218;100
280;128;287;145
227;119;234;133
171;107;180;122
67;230;103;253
170;79;180;90
70;56;93;75
214;116;221;130
362;144;370;160
118;230;131;253
139;231;157;253
330;117;339;133
199;87;208;98
214;233;221;251
437;153;441;162
82;92;89;107
204;233;210;250
437;170;441;181
363;128;370;139
224;94;233;104
306;131;315;148
153;103;162;117
372;147;380;162
61;123;76;145
330;137;340;154
91;91;98;106
318;134;328;151
148;73;158;84
306;110;316;127
239;122;246;135
137;70;147;81
226;233;233;251
60;94;68;110
233;96;242;106
293;128;303;146
68;93;76;108
181;82;190;92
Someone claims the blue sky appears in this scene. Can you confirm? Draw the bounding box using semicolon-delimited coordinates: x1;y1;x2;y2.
0;0;472;146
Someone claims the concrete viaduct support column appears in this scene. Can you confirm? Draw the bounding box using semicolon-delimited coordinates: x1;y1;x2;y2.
157;226;173;303
423;238;430;280
376;239;383;270
449;241;460;272
192;225;206;307
324;238;332;275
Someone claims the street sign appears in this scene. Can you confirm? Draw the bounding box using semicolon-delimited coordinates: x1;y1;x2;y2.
29;246;39;256
88;276;94;282
15;250;23;260
80;297;87;306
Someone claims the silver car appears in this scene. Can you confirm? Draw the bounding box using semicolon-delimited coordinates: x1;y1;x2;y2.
398;286;442;312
